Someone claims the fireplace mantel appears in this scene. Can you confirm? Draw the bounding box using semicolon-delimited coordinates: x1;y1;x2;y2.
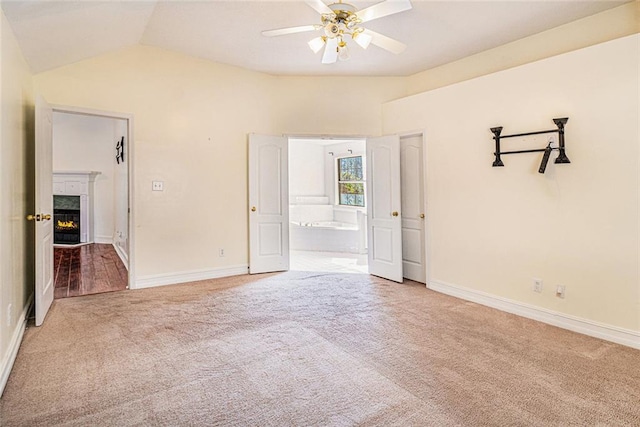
53;171;101;244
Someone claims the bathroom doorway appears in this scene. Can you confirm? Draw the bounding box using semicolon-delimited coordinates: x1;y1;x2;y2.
288;137;368;274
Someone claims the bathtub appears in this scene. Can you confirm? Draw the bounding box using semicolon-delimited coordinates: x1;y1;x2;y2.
291;221;357;230
289;216;366;254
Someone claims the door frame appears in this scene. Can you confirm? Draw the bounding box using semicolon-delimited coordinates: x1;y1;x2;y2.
283;132;429;284
50;104;136;289
399;129;430;286
286;135;369;266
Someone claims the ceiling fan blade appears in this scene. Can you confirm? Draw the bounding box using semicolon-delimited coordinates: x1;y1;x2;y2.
262;25;319;37
305;0;334;15
357;0;412;23
362;29;406;54
322;38;338;64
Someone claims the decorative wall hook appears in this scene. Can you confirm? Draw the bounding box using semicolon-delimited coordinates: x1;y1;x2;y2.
490;117;570;174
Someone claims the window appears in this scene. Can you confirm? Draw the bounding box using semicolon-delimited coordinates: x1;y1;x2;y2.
337;156;365;207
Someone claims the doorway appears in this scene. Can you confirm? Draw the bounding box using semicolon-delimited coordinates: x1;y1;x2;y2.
248;132;426;283
50;107;134;298
288;137;368;274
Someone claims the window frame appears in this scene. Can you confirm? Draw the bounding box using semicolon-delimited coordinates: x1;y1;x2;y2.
336;155;365;207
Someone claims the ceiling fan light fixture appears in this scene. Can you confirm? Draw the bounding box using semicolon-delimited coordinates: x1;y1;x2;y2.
308;36;326;53
337;40;350;61
324;22;340;38
353;31;372;49
263;0;412;64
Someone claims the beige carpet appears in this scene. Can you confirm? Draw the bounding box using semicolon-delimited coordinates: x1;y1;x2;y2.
1;271;639;426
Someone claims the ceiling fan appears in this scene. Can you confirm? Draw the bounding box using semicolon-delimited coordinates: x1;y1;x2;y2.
262;0;412;64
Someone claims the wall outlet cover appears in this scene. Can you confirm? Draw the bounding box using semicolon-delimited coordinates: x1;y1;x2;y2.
532;278;543;293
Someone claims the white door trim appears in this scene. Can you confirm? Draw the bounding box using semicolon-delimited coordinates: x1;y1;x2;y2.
50;104;136;290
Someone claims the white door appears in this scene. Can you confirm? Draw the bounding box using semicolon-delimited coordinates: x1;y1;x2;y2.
366;135;403;282
400;134;426;283
248;134;289;274
34;96;54;326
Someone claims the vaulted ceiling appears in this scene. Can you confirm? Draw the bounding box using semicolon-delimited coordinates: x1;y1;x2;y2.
1;0;628;76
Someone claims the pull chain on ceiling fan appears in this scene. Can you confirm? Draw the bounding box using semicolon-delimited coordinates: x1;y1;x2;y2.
262;0;412;64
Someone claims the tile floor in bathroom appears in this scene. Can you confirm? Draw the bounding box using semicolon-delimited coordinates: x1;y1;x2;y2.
289;250;368;274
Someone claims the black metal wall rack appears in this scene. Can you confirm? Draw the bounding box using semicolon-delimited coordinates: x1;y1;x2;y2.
490;117;570;174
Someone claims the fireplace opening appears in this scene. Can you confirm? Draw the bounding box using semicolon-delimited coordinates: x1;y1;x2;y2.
54;196;81;245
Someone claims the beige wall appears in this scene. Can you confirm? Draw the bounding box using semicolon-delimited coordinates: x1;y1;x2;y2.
406;2;639;96
34;46;406;280
383;35;639;333
0;11;34;388
272;76;405;136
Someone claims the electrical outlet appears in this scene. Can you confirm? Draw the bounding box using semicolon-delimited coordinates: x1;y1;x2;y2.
152;181;164;191
532;278;543;293
7;304;12;327
556;285;566;299
219;248;225;257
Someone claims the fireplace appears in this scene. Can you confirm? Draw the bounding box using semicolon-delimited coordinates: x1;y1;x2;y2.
54;196;81;244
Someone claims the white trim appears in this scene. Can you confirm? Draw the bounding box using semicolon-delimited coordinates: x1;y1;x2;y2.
0;294;33;397
50;104;131;121
53;242;91;248
113;243;129;270
134;265;249;289
428;279;640;350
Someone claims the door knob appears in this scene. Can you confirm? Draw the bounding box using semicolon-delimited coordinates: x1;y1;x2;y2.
42;214;52;221
251;206;256;212
26;214;40;221
392;211;399;217
419;213;425;219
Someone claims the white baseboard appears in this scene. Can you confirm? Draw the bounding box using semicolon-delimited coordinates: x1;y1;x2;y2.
113;243;128;270
94;235;113;244
134;265;249;289
428;279;640;350
0;293;33;397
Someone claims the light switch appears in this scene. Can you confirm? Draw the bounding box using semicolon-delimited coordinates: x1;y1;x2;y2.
152;181;164;191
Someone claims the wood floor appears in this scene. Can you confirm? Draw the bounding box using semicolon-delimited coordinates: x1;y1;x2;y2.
54;243;128;299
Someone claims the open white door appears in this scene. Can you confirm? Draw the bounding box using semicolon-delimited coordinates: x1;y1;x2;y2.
33;96;54;325
366;135;403;282
248;134;289;274
400;134;426;283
